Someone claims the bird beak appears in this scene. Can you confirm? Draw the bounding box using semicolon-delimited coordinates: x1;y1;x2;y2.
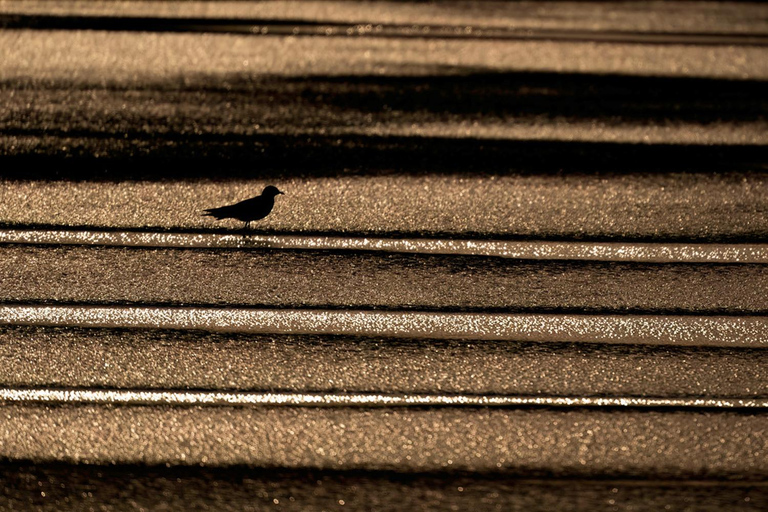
278;190;285;195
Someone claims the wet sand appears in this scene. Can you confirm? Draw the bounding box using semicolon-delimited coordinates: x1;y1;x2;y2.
1;0;767;508
1;326;767;397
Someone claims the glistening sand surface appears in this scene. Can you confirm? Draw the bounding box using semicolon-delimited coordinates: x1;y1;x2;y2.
1;326;765;396
3;175;768;239
1;306;767;347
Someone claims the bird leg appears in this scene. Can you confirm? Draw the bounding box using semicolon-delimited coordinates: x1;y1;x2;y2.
240;221;251;239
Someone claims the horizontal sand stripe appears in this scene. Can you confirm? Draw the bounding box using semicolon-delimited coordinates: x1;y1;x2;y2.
1;387;767;409
4;230;768;263
0;305;766;347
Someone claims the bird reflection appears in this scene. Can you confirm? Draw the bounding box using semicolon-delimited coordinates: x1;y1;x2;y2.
203;185;284;230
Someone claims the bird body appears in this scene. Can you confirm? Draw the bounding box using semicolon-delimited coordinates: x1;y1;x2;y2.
203;185;284;229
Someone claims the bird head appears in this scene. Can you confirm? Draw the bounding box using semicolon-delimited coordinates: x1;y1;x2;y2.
262;185;285;197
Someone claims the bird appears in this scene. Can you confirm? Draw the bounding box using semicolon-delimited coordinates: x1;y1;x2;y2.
203;185;285;229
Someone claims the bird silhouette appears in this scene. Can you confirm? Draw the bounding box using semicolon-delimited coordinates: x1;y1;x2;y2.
203;185;285;229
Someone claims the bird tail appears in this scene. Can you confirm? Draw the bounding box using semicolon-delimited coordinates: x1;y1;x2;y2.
202;207;228;219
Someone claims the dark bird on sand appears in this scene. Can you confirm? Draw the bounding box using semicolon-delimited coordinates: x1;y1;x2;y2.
203;185;285;229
